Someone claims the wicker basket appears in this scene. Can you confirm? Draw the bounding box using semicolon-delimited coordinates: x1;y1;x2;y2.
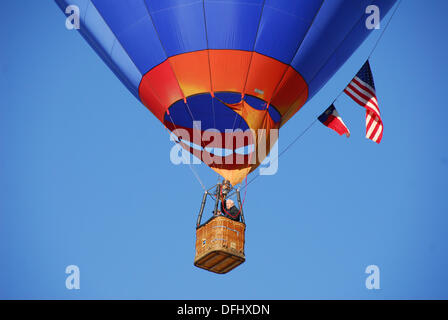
194;216;246;274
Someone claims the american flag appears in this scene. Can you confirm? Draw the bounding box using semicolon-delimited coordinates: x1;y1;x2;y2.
344;61;383;144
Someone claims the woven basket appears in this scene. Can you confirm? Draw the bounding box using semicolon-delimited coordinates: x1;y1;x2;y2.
194;216;246;274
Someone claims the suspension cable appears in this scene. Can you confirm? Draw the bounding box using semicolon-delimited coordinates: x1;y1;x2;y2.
233;1;403;193
229;118;318;196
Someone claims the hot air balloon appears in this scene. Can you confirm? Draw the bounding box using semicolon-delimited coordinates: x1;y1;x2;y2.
56;0;397;274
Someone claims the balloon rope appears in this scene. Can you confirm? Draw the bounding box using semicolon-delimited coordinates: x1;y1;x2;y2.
279;119;318;158
235;118;318;194
331;0;403;106
237;0;402;193
187;162;207;192
282;2;401;123
367;0;403;60
162;114;207;192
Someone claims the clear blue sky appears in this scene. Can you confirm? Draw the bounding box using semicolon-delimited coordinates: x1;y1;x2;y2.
1;1;447;299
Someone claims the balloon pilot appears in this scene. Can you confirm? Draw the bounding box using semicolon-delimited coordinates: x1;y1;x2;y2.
218;180;241;222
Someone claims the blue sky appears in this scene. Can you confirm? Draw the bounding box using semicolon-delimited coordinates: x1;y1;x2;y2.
1;1;447;299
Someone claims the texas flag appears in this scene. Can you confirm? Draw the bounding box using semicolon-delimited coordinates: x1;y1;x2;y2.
318;104;350;137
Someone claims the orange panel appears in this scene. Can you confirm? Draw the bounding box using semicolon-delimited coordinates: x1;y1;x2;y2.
271;66;308;116
139;50;309;128
139;61;184;122
244;52;289;102
209;49;252;93
169;50;212;97
279;94;309;127
138;83;166;122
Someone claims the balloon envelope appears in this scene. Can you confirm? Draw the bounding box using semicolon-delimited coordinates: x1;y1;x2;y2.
56;0;396;185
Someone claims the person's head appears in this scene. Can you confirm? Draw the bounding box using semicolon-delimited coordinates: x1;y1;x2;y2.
226;199;234;209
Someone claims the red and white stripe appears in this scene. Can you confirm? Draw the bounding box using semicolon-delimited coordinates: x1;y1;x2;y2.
344;76;383;144
329;108;351;137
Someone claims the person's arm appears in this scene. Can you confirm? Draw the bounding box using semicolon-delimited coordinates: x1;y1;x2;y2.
229;206;240;221
235;207;241;221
